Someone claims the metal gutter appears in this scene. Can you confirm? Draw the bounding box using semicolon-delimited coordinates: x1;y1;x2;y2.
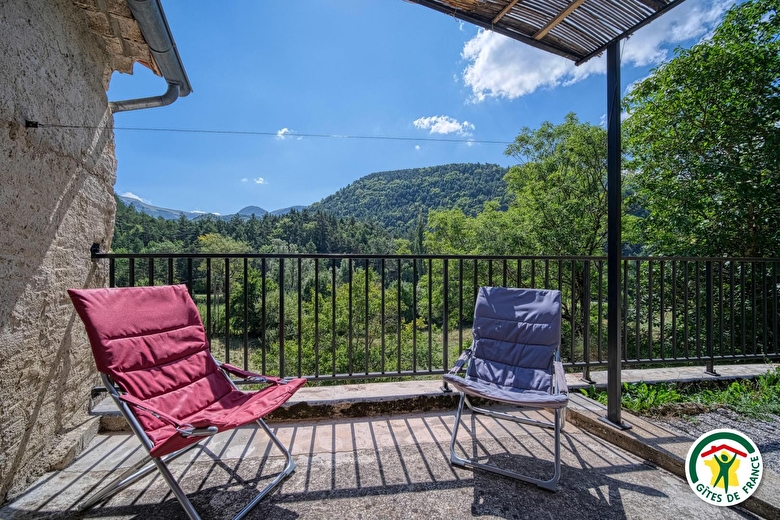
110;0;192;113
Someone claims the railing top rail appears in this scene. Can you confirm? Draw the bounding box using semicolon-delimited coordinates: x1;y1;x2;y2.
622;256;780;262
93;251;610;261
92;251;779;262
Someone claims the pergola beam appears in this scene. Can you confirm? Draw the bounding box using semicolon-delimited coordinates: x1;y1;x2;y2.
492;0;521;25
406;0;581;61
533;0;585;40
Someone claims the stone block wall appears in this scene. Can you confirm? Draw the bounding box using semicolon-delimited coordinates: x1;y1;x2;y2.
0;0;116;502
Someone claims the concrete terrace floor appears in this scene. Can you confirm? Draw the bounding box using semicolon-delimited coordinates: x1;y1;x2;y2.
2;364;777;520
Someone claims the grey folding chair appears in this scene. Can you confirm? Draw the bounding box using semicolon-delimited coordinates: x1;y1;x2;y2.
444;287;568;491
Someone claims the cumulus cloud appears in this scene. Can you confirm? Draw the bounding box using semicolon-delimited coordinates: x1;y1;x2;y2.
415;145;421;151
120;192;150;204
276;127;295;140
254;177;266;184
241;177;248;183
461;0;733;101
413;115;475;135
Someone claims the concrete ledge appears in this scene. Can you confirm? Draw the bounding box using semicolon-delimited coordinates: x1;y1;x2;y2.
92;363;777;430
92;380;462;429
567;393;780;519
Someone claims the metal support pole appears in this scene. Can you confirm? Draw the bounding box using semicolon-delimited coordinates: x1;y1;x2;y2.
602;40;630;430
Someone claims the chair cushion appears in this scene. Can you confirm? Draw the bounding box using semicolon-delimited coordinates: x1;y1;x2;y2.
467;287;562;394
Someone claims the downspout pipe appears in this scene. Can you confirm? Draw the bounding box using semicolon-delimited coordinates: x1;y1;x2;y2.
110;0;192;113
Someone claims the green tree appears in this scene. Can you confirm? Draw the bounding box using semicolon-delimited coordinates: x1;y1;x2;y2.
624;0;780;257
504;112;609;256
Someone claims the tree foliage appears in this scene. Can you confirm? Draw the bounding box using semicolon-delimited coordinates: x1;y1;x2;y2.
624;0;780;257
426;113;609;257
112;196;396;255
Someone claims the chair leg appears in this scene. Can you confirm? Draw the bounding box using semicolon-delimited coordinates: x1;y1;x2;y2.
449;393;563;491
231;418;297;520
153;456;201;520
81;419;296;520
80;443;201;511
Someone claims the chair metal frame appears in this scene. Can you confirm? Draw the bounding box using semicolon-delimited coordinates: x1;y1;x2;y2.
448;353;567;491
80;354;296;520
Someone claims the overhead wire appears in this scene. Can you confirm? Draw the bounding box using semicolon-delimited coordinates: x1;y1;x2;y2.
27;122;515;146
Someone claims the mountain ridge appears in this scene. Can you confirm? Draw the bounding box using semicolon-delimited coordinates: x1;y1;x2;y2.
117;196;304;221
117;162;510;235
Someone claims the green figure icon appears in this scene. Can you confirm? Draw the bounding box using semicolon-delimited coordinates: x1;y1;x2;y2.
713;452;738;493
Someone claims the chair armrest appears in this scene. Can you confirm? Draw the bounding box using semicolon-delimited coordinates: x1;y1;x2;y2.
219;362;283;384
448;349;472;374
117;393;216;436
554;361;568;395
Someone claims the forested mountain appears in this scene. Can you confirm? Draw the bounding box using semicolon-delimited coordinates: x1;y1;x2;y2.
310;163;510;236
112;196;395;254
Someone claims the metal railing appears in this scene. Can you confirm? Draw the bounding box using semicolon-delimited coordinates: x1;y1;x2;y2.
93;251;780;382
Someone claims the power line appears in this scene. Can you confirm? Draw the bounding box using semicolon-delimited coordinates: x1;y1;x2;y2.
26;121;514;145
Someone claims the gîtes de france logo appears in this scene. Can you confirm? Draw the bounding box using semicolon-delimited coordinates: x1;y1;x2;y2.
685;428;763;506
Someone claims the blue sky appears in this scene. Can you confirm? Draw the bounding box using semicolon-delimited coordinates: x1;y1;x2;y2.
110;0;735;216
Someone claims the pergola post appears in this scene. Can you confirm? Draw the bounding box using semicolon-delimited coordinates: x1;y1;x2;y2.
604;40;630;429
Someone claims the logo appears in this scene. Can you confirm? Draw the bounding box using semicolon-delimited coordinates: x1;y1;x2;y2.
685;428;763;506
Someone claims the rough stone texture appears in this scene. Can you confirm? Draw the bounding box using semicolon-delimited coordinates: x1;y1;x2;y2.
0;0;116;503
71;0;160;82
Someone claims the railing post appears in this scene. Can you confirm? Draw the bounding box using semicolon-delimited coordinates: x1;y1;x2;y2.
225;258;230;365
582;261;593;383
442;258;451;392
705;261;719;376
186;258;193;295
279;257;285;378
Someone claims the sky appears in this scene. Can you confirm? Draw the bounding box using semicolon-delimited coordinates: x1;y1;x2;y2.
109;0;736;216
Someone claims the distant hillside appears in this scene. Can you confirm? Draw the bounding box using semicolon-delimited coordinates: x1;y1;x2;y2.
310;163;510;236
236;205;268;217
117;195;213;220
271;206;306;216
116;196;301;221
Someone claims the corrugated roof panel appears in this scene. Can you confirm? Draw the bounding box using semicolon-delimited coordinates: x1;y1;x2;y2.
406;0;686;64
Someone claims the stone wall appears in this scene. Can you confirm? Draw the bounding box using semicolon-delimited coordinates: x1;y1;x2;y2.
0;0;116;502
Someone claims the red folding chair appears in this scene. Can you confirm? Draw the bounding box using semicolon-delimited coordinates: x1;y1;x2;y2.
69;284;306;520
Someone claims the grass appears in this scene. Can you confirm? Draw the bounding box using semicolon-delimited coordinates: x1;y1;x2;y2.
581;366;780;419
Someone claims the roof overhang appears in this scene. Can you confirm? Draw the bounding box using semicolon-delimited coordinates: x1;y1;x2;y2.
405;0;688;65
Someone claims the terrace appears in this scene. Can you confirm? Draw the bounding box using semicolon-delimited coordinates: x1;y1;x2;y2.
3;365;779;519
3;0;780;518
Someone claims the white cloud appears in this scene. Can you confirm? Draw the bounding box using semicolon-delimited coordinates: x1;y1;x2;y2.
622;0;733;66
413;115;475;135
276;127;295;140
241;177;248;183
119;192;150;204
415;145;421;151
254;177;267;184
460;0;733;101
